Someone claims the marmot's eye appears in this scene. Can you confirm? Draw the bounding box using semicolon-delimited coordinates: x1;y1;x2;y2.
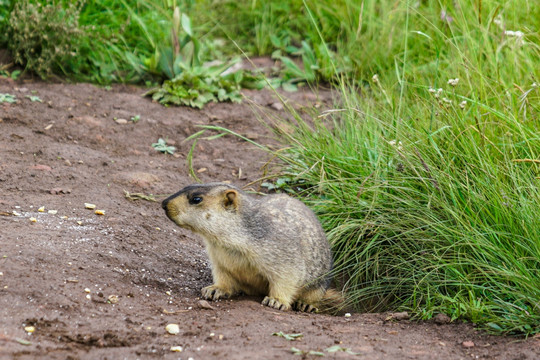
189;196;203;205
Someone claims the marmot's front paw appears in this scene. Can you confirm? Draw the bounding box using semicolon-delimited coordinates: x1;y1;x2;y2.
201;285;233;301
262;296;291;311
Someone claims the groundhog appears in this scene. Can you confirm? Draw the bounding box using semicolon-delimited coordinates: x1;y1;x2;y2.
162;182;340;312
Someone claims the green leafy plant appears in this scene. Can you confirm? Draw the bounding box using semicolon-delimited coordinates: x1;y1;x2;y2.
141;6;202;80
151;138;176;155
0;68;20;80
272;40;320;91
0;93;16;103
142;6;265;108
145;61;264;108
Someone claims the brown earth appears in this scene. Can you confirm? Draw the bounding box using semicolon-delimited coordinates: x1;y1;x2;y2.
0;78;538;359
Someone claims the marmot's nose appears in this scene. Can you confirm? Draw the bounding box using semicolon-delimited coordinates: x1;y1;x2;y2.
161;198;169;210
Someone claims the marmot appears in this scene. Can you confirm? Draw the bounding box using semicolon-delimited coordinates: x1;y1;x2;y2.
162;182;340;312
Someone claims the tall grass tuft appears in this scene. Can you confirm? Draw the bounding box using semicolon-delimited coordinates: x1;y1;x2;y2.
263;0;539;335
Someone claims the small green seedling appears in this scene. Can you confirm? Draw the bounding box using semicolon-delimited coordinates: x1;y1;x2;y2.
26;95;43;102
291;347;325;356
151;138;176;155
123;190;156;202
272;332;303;341
0;93;16;103
130;115;140;123
325;345;361;355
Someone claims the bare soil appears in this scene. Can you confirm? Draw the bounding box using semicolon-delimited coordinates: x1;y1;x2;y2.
0;78;538;359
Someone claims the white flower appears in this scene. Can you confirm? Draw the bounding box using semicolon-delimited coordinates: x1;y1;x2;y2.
504;30;525;45
388;140;403;151
428;87;443;98
447;78;459;86
442;97;452;104
372;74;379;83
459;100;467;109
504;30;524;38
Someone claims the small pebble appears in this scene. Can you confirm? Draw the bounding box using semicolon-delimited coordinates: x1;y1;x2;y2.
166;324;180;335
38;207;45;212
170;346;183;352
344;313;351;318
84;203;96;210
434;313;451;324
197;299;215;310
29;217;37;223
24;326;35;333
389;311;410;321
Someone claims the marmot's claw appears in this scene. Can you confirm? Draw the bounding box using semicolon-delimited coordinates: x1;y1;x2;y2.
262;296;290;311
201;285;231;301
294;301;318;313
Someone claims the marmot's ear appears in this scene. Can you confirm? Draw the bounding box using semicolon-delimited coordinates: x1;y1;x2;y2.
223;189;239;211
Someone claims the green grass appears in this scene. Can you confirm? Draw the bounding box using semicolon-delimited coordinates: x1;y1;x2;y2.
252;0;539;335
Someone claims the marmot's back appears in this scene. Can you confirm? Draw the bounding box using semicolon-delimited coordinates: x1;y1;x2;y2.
240;193;332;290
162;183;337;312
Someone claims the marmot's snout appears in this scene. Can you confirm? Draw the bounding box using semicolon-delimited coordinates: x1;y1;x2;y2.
161;197;170;210
162;193;180;221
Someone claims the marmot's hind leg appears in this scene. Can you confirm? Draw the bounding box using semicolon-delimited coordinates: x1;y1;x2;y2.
294;287;325;313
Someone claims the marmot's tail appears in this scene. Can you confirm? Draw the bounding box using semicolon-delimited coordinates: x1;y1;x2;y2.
319;288;349;315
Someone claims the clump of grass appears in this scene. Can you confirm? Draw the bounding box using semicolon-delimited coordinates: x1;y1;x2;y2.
1;0;174;83
253;0;540;335
6;1;86;79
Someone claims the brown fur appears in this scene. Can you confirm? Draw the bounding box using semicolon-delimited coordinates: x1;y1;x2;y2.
162;183;343;312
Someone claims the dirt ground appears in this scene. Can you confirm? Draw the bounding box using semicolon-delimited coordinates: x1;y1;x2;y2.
0;78;538;359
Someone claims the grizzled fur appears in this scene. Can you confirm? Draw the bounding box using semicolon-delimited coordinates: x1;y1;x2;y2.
162;183;334;312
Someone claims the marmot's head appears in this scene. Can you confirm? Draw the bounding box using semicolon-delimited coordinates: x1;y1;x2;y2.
162;183;241;235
